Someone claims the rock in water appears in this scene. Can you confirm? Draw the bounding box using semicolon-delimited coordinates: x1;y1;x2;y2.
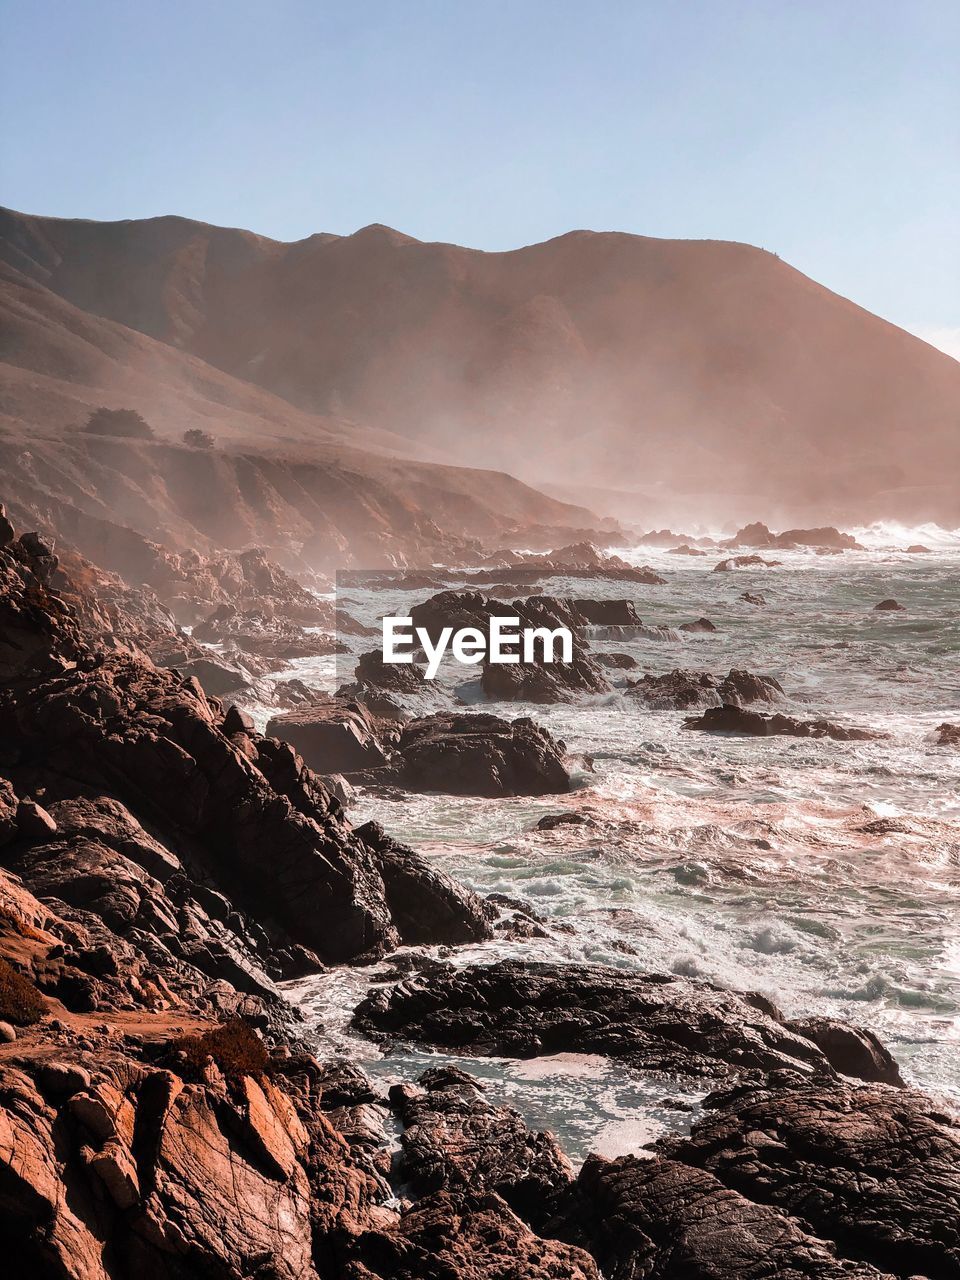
354;960;855;1082
395;713;571;797
683;705;884;741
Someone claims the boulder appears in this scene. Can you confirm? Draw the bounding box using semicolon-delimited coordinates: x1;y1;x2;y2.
266;701;389;774
629;668;783;711
874;598;906;611
394;713;571;798
572;1153;889;1280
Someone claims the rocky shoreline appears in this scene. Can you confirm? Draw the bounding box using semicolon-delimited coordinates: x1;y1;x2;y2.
2;507;958;1279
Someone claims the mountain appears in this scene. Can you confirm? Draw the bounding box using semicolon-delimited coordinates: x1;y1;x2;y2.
2;206;958;525
0;248;601;567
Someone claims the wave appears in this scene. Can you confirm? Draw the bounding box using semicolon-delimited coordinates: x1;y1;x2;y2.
848;520;960;551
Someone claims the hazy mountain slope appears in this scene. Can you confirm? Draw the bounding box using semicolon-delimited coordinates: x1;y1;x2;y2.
0;262;600;565
3;205;958;523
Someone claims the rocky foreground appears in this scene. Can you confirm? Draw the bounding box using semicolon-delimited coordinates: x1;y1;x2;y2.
2;508;958;1279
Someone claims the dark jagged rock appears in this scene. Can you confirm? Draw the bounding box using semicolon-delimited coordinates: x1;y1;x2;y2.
936;722;960;747
666;543;707;556
594;651;637;669
629;668;783;710
350;1190;600;1280
1;523;490;967
481;650;611;703
656;1077;960;1279
193;602;342;660
267;699;390;774
740;591;766;605
337;650;449;722
353;822;494;945
570;1152;889;1280
354;960;851;1082
572;599;642;626
406;590;613;702
874;598;906;611
537;811;593;830
784;1017;903;1085
727;522;862;551
714;555;782;571
393;713;571;798
388;1066;573;1229
679;616;717;632
683;705;884;741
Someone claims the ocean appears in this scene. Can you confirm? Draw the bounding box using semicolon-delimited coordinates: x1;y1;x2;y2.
254;525;959;1161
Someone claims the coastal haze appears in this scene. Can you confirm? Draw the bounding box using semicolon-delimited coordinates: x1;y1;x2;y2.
2;31;960;1279
2;204;959;534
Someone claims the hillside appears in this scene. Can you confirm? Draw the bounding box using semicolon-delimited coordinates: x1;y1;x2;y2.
3;206;958;524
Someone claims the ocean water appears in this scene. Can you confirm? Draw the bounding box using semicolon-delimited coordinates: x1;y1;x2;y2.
252;528;960;1160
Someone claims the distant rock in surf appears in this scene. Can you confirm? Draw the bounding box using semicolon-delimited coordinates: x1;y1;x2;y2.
684;705;885;741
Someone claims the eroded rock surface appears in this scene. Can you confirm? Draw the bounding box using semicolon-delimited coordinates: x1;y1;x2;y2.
353;960;861;1082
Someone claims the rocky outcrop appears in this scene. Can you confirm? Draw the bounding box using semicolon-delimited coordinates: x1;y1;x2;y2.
266;700;391;774
594;651;637;669
192;603;342;661
405;590;613;702
1;521;491;968
629;668;784;710
683;706;885;741
480;651;611;703
353;960;886;1083
388;1066;573;1229
392;713;571;798
349;1191;600;1280
713;555;782;571
654;1077;960;1279
0;1035;381;1280
936;722;960;747
571;1152;889;1279
874;598;906;611
726;522;862;551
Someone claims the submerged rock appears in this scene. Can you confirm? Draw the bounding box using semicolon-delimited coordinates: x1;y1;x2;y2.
874;598;906;611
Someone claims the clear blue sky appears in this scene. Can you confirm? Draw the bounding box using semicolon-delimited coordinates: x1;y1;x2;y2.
2;0;958;353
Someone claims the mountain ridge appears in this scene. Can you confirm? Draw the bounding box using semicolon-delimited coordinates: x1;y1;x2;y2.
2;204;959;525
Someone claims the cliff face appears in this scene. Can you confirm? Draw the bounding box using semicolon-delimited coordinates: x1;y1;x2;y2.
4;206;959;522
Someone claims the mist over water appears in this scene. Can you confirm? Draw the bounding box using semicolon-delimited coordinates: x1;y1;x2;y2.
248;528;960;1158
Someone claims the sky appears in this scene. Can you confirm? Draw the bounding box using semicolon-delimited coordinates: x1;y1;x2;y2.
1;0;958;356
